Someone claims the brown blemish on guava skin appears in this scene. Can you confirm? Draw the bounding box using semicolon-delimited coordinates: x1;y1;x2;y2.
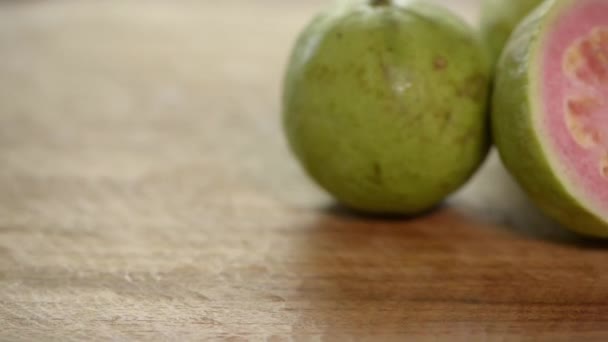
454;128;477;145
439;181;452;191
310;64;336;83
355;64;366;77
455;135;471;145
379;54;391;83
433;56;448;70
435;110;452;131
355;64;367;86
369;162;384;185
370;0;391;6
456;73;487;101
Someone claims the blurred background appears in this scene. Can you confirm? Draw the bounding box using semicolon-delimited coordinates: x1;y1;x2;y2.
0;0;567;246
0;0;482;210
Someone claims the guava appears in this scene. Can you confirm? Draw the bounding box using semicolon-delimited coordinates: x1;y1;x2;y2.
282;0;491;215
480;0;544;66
493;0;608;237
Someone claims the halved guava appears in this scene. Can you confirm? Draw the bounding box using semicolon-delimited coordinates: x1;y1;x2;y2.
493;0;608;237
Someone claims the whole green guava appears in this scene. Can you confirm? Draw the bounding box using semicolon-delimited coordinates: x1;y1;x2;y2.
479;0;544;66
282;0;491;214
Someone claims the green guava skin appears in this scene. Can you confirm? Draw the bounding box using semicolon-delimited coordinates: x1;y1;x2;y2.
480;0;544;66
492;0;608;237
283;0;491;215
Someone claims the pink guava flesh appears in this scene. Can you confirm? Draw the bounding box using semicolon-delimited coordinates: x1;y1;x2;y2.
542;0;608;212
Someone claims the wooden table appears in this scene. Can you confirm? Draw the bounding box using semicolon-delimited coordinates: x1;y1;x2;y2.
1;1;607;341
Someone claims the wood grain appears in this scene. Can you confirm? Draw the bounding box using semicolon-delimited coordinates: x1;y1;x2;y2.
1;1;607;341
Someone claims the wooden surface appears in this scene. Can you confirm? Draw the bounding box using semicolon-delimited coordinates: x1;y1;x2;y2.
1;1;608;341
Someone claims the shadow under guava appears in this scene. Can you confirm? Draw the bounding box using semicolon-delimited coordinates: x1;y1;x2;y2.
287;151;608;337
289;189;608;337
450;151;608;248
317;151;608;248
